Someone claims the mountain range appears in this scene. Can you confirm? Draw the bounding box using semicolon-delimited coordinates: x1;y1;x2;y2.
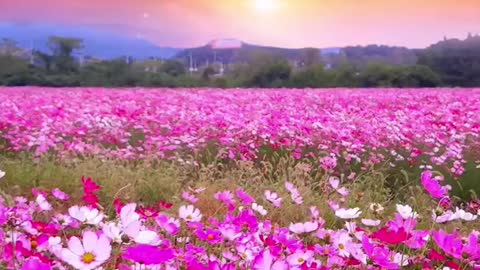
0;23;180;59
1;23;417;67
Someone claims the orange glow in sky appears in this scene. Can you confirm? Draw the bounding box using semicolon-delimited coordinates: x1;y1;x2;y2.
0;0;479;48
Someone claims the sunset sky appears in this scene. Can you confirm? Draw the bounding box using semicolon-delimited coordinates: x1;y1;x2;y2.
1;0;479;48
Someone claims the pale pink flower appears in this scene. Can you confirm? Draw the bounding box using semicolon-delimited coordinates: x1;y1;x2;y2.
36;194;52;211
361;219;381;227
328;177;349;196
52;188;70;201
60;231;111;270
335;208;362;219
286;250;314;266
264;190;283;207
253;250;288;270
178;205;202;222
69;206;104;225
289;222;318;234
182;191;198;204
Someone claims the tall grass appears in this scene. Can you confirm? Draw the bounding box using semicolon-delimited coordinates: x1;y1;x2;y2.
1;154;477;231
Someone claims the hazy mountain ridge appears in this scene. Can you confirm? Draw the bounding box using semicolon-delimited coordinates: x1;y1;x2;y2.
0;23;180;59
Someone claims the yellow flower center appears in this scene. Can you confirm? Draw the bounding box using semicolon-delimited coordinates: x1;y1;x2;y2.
325;233;331;242
338;244;345;250
186;215;192;220
207;234;214;241
145;210;152;216
31;241;38;249
82;253;95;264
297;258;305;263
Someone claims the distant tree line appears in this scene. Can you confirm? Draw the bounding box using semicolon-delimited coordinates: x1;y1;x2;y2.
1;35;479;88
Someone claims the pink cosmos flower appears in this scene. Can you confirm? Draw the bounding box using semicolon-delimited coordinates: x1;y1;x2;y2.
372;227;411;245
81;177;100;208
51;188;69;201
60;231;111;270
137;206;159;219
196;228;223;244
264;190;283;208
236;188;255;206
405;230;430;249
432;230;463;259
328;200;340;211
156;214;180;235
182;192;199;204
463;232;480;260
361;236;399;269
21;258;51;270
421;171;448;199
328;177;349;196
122;244;174;265
285;182;303;204
214;190;236;211
253;250;288;270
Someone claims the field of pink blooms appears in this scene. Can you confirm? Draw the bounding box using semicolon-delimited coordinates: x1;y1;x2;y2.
1;87;480;269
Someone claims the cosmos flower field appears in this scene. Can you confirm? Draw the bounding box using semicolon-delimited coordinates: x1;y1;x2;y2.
0;87;480;269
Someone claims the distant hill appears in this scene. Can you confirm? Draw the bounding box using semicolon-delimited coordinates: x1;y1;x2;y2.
0;23;181;59
0;24;418;66
175;41;341;66
174;40;416;68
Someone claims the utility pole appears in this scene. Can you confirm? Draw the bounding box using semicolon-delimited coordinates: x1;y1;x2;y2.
30;39;34;65
189;51;193;74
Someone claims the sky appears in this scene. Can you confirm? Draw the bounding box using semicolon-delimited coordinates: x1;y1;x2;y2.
1;0;479;48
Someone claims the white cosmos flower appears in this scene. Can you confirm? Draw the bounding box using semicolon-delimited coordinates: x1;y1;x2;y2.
102;222;123;243
393;253;410;267
133;230;160;245
252;203;268;216
0;169;5;179
68;206;104;225
335;207;362;219
396;204;418;219
178;205;202;222
452;208;477;221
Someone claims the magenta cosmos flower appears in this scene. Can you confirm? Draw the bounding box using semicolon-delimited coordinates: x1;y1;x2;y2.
122;244;174;265
421;171;448;199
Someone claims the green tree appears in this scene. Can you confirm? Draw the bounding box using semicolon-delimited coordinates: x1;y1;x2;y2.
299;48;322;67
160;60;186;77
289;65;332;87
245;51;292;87
48;36;83;73
201;66;216;81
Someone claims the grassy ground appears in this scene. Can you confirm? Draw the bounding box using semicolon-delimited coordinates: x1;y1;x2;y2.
1;154;477;233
